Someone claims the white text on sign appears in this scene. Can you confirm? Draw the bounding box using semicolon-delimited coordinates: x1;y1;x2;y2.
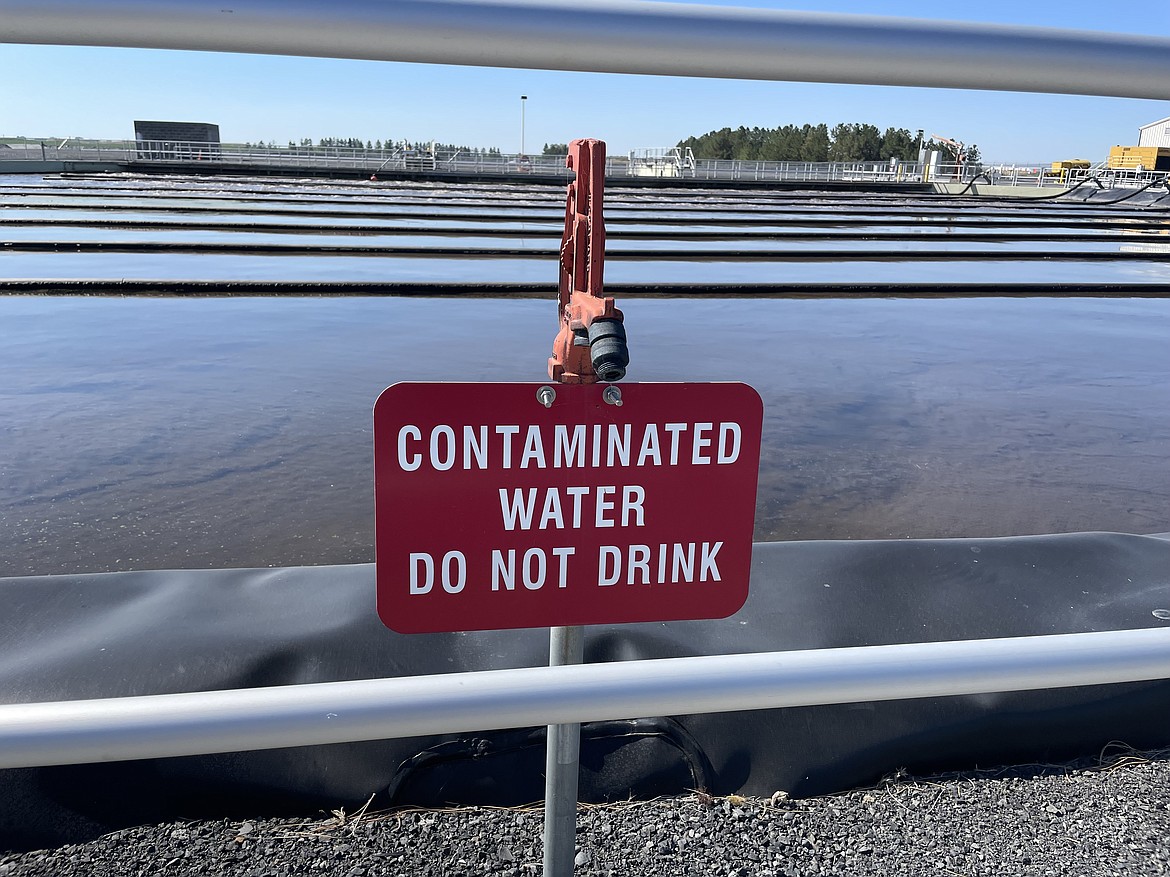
396;421;743;471
406;543;724;595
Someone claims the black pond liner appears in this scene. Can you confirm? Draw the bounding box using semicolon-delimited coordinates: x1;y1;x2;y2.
1;532;1168;851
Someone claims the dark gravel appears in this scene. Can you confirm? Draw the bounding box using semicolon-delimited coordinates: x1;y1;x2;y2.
3;749;1168;877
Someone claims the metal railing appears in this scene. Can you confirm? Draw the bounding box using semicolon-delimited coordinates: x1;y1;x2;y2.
7;141;1166;191
1;139;582;177
4;1;1170;101
0;140;944;183
1;627;1168;770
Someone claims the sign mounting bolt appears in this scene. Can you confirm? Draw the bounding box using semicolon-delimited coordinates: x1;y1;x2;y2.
603;386;623;407
537;386;556;408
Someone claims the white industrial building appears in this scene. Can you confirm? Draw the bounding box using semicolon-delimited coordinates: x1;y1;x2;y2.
1137;117;1170;148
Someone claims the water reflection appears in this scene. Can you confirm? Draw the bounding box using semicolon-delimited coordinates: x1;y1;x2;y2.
1;295;1167;577
4;253;1168;283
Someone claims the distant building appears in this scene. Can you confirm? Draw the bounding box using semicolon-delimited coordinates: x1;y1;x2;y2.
134;120;221;160
1137;117;1170;149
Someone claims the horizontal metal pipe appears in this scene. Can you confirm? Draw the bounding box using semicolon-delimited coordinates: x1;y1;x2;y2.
8;220;1166;244
2;205;1160;226
5;279;1170;299
0;628;1167;770
3;0;1170;100
6;241;1170;262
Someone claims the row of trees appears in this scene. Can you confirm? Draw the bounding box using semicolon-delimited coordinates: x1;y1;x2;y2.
236;127;983;163
678;124;980;163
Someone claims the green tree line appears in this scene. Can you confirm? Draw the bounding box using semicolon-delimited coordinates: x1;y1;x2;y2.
679;123;979;163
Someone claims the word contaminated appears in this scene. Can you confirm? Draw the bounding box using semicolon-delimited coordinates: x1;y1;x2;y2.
394;421;744;471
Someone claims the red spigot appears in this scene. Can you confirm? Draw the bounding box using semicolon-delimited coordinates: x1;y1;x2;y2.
548;138;628;384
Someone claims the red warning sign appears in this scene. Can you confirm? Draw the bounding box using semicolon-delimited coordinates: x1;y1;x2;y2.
374;382;762;634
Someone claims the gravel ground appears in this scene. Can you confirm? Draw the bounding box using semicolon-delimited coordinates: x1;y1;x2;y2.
2;748;1168;877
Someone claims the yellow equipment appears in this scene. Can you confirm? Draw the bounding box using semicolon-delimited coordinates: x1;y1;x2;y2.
1107;145;1170;171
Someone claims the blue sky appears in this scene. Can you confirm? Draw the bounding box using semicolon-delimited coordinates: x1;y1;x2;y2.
2;0;1169;163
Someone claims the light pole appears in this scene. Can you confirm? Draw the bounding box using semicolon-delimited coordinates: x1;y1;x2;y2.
520;94;527;157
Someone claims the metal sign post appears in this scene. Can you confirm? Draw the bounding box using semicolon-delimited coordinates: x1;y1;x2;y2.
543;625;585;876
